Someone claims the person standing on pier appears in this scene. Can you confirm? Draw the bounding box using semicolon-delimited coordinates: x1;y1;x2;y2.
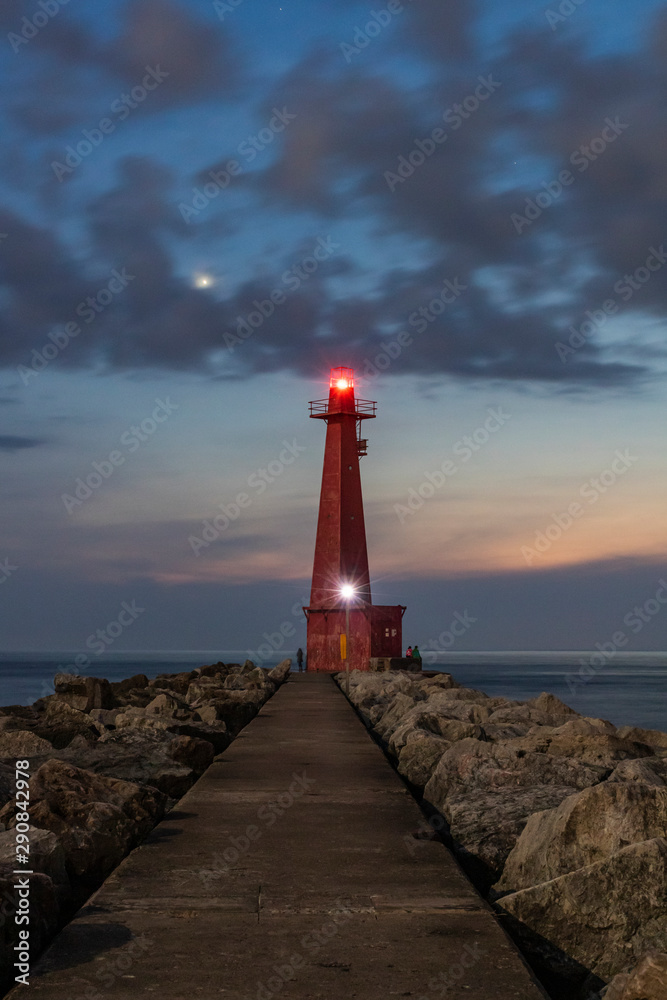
406;645;413;659
297;647;304;672
412;645;422;668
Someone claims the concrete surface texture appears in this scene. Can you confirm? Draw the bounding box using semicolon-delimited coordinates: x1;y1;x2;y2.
9;674;549;999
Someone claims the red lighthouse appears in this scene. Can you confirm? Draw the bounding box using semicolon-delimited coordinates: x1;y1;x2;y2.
305;367;405;672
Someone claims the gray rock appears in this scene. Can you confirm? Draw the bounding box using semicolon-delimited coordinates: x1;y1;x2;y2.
0;828;69;896
397;733;451;787
480;723;532;742
445;785;580;886
7;700;99;749
0;730;54;757
418;672;460;690
162;720;231;754
145;692;192;717
88;707;121;729
507;726;654;770
194;704;221;725
602;951;667;999
388;712;482;756
422;692;492;724
374;693;423;740
423;737;607;809
56;727;214;798
0;759;167;882
527;691;580;717
487;704;575;727
108;673;149;702
185;678;226;704
146;671;196;695
267;659;291;684
224;672;250;690
498;838;667;983
54;673;113;713
496;782;667;893
617;726;667;751
609;758;667;787
113;711;231;754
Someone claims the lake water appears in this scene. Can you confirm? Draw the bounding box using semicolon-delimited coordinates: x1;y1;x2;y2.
0;650;665;732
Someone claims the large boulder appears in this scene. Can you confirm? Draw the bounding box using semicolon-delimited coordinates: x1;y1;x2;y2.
48;728;215;798
54;673;113;713
397;733;451;788
267;659;291;684
0;760;167;883
0;828;69;901
506;725;654;770
185;677;227;704
0;730;54;757
113;711;231;754
486;704;574;728
527;692;580;718
388;711;482;756
609;757;667;787
602;951;667;999
144;692;192;717
146;671;197;696
3;700;100;749
617;726;667;751
419;672;460;690
424;737;608;808
88;707;122;730
163;720;231;754
420;692;492;724
498;838;667;985
108;673;149;701
343;671;423;724
373;693;423;740
496;782;667;893
444;785;583;887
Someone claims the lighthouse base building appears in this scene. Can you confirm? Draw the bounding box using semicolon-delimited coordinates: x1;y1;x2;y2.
304;367;406;673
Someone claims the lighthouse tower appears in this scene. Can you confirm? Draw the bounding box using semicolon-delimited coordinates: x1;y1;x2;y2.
304;367;405;672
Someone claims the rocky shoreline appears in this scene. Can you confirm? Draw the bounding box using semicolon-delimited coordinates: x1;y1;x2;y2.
337;668;667;1000
0;658;290;994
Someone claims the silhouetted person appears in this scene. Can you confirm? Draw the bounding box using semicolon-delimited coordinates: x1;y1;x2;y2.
297;647;304;672
406;645;413;659
412;645;422;668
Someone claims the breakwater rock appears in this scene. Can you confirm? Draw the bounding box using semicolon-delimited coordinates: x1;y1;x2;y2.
0;658;290;993
337;669;667;999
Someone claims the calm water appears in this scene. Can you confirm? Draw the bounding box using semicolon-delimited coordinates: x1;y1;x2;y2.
0;650;665;732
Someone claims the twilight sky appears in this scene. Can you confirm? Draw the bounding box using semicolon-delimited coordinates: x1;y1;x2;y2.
0;0;666;655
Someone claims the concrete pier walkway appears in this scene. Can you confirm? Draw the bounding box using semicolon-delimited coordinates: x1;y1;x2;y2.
14;674;547;999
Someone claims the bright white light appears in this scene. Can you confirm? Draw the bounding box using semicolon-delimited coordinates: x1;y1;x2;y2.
194;274;214;289
340;584;355;599
336;378;350;389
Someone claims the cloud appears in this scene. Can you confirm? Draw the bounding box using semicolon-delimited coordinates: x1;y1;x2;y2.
1;3;666;390
4;0;241;137
0;435;49;451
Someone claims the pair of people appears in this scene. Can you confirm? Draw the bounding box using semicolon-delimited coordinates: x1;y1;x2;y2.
406;645;421;663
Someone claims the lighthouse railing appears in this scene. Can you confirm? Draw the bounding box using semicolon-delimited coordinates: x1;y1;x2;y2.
308;398;377;418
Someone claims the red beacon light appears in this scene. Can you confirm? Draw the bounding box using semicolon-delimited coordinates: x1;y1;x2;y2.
330;366;354;390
